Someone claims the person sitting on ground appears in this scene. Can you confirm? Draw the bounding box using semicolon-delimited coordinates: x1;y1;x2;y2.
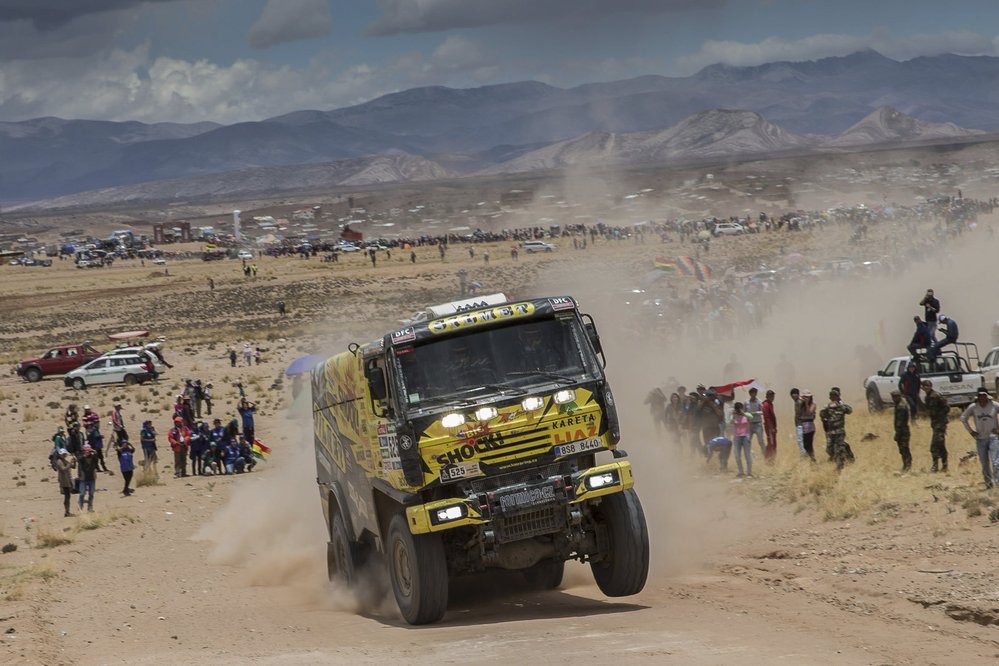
237;436;256;473
203;442;221;475
222;439;240;475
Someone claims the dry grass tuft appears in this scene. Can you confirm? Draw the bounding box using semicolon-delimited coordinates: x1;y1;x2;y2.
750;410;987;521
35;528;75;548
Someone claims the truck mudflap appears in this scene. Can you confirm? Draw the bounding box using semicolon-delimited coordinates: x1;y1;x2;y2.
406;461;634;535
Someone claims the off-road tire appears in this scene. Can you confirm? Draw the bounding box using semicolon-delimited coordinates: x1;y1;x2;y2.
72;378;86;390
387;513;447;625
590;488;649;597
522;559;565;590
867;388;884;413
327;512;362;587
24;367;42;383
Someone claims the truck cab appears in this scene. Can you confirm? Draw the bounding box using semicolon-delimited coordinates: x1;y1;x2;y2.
312;293;649;624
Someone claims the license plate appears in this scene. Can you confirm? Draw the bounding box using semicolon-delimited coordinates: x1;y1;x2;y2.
439;461;481;484
554;437;603;457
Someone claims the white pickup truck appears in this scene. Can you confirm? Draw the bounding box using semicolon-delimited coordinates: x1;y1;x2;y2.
864;348;983;412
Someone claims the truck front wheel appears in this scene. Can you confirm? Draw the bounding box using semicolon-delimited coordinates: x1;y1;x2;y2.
387;513;448;625
24;367;42;383
590;489;649;597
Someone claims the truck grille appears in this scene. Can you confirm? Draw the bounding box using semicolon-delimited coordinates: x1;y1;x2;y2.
493;505;565;543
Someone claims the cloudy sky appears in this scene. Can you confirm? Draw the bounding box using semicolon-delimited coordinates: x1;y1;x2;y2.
1;0;997;125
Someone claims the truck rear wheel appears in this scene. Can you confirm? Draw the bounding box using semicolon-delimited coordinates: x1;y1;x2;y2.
867;388;884;413
387;513;447;625
590;489;649;597
522;559;564;590
327;512;363;587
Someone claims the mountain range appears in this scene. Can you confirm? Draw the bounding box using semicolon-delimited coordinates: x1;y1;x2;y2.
3;50;999;205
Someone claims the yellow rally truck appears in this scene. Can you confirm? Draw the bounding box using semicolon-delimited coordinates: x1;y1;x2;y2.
312;293;649;624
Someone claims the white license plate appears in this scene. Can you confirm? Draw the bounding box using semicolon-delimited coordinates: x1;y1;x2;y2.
554;438;603;457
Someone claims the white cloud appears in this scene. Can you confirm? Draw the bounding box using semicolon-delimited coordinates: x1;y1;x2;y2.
247;0;333;49
368;0;723;36
0;35;501;123
676;31;999;74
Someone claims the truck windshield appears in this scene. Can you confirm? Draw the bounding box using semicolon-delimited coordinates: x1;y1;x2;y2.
396;316;598;409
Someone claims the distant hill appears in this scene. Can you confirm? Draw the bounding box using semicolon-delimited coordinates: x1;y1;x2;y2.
824;106;984;147
19;154;451;211
4;50;999;202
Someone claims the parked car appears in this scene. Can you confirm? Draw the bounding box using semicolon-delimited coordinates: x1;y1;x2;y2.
713;222;746;236
152;257;167;265
103;343;168;375
237;250;254;260
979;346;999;395
337;242;361;252
15;344;103;382
64;355;155;389
523;240;556;253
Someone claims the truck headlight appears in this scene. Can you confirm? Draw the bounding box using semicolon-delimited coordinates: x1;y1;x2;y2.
586;470;619;490
521;396;544;411
432;504;466;524
475;406;498;421
441;413;465;428
554;389;576;405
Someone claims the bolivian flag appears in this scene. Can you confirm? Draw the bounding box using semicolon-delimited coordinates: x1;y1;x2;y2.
655;257;679;273
251;440;271;460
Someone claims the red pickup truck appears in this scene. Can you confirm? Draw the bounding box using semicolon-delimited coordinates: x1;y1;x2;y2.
14;344;103;382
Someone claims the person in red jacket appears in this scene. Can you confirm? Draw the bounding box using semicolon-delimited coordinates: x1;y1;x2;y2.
762;389;778;462
167;416;191;478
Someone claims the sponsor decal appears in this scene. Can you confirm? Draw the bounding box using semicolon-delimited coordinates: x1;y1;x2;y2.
399;434;414;451
455;300;490;313
434;433;506;466
549;297;575;311
391;327;416;344
378;425;401;472
429;302;535;335
499;484;556;512
550;413;596;429
558;401;579;416
438;460;482;483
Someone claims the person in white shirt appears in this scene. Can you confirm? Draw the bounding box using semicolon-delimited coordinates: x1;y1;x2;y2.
745;387;765;455
960;388;999;489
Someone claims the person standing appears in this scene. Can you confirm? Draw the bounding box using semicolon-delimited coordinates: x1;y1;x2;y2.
115;438;135;496
644;387;668;436
111;403;128;444
193;380;204;419
960;388;999;489
87;424;109;473
731;402;753;478
798;391;817;461
54;449;76;517
78;444;99;513
238;398;256;443
923;379;949;472
243;342;253;366
50;426;67;468
762;389;778;462
891;390;912;472
919;289;940;343
139;420;158;474
228;346;237;368
819;387;853;470
64;404;79;430
167;417;191;478
203;383;214;416
790;388;806;458
81;404;99;431
898;362;921;421
745;387;765;456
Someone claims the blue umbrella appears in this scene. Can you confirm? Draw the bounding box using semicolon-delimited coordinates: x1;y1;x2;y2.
285;354;324;377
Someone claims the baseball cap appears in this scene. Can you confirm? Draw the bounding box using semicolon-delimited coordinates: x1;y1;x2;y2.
801;390;812;397
82;444;93;451
58;448;68;455
57;426;65;432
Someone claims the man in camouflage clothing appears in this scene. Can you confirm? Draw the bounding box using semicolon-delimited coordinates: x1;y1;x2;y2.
922;379;949;472
891;390;912;472
820;387;853;470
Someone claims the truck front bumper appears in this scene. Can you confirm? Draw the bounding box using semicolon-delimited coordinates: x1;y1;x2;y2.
405;460;634;535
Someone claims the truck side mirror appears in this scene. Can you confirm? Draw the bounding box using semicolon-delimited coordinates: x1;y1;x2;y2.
366;366;387;401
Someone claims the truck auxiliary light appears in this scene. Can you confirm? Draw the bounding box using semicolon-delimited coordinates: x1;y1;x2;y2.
441;413;466;428
553;389;576;405
586;471;619;490
436;505;464;522
475;406;498;421
521;396;545;411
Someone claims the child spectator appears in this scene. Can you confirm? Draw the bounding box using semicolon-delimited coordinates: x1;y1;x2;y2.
115;439;135;496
